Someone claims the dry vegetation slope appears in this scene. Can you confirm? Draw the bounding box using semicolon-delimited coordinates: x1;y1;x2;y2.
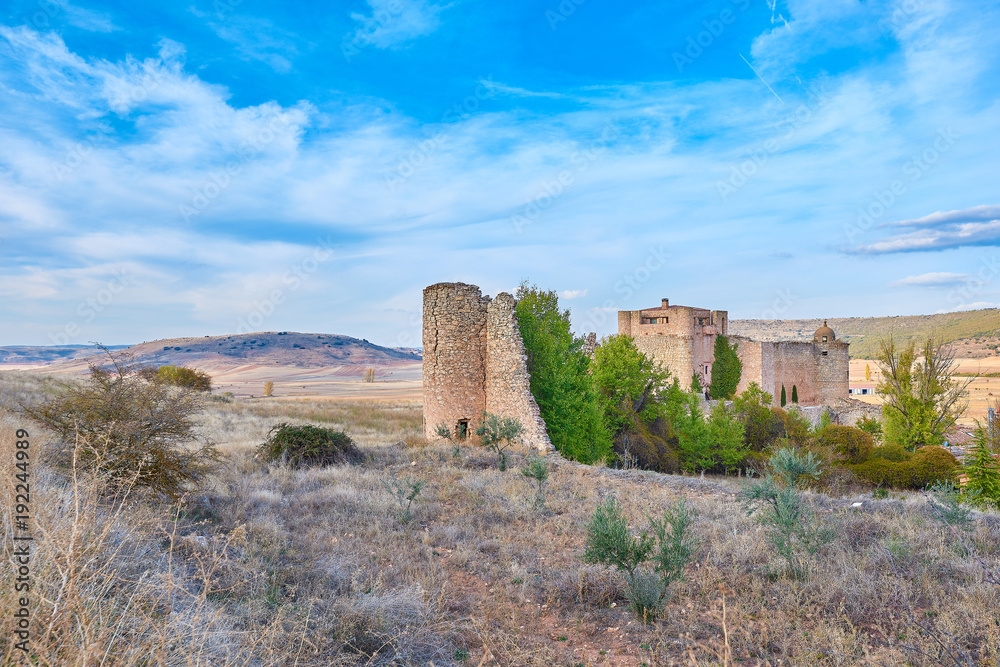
2;371;1000;666
731;308;1000;359
1;332;421;373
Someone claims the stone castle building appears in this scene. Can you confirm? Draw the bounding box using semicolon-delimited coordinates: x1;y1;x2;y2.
619;299;849;406
423;285;850;450
422;282;552;452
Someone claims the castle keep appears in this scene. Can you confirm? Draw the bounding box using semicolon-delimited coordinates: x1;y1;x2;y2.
618;300;848;406
422;283;552;452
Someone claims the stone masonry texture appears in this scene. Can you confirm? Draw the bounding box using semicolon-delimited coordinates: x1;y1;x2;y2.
423;283;553;453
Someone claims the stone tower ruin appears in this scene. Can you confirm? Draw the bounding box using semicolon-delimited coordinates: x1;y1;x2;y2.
423;282;552;453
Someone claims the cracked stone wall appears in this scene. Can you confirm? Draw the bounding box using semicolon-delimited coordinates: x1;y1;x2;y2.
485;293;552;453
423;283;553;453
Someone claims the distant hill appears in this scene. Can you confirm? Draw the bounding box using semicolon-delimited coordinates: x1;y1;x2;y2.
0;344;130;365
1;333;421;370
730;309;1000;359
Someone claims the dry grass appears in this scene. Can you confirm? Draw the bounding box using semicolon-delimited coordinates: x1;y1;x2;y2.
2;371;1000;665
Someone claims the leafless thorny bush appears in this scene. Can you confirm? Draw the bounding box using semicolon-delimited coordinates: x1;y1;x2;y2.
3;370;1000;665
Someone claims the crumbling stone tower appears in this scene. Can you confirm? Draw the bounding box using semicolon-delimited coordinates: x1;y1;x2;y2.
423;282;552;453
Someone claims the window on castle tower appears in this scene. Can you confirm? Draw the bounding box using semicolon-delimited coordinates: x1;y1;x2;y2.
822;336;828;342
822;351;828;356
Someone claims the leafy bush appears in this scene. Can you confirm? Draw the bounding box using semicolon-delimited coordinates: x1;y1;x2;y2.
23;349;216;499
614;415;680;473
780;408;812;445
734;383;784;452
152;365;212;391
476;411;524;471
258;423;363;469
820;425;874;464
850;445;958;489
584;497;697;620
856;415;883;444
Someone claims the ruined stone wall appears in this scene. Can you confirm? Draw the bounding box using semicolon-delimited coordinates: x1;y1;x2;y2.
485;293;553;453
422;283;489;440
771;342;819;406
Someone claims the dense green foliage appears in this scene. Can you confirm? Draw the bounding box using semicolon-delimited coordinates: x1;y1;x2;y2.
780;385;787;407
23;350;216;499
258;423;363;469
791;385;798;404
733;383;784;452
708;335;742;399
850;445;958;489
591;334;671;432
152;365;212;391
819;425;874;464
515;283;611;463
855;415;883;444
877;337;969;450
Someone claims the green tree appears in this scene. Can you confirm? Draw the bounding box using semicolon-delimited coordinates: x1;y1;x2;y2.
876;337;970;451
734;383;784;452
791;384;798;404
709;335;742;399
591;334;671;433
780;385;787;407
515;283;611;463
691;373;703;395
149;364;212;391
962;426;1000;508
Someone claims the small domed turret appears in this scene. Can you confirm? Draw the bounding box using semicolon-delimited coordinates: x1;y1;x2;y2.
814;320;835;343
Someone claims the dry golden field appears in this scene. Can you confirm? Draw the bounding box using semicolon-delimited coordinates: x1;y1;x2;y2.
2;371;999;666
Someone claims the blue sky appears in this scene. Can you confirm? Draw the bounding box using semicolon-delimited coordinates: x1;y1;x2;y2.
1;0;999;348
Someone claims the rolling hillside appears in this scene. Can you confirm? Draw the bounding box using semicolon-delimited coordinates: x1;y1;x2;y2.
2;332;421;370
730;308;1000;359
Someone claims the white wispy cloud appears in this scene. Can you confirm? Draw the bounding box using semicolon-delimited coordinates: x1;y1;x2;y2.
890;272;973;287
345;0;447;50
560;289;588;299
849;205;1000;254
206;15;299;73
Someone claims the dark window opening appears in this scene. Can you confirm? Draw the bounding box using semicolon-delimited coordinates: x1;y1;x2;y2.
456;419;469;440
822;336;828;342
822;351;828;356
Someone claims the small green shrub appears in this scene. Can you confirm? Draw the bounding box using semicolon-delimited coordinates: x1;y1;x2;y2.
521;454;550;509
475;411;524;471
258;423;363;468
870;443;909;462
820;425;874;464
781;408;812;445
382;473;425;523
584;497;697;620
742;448;834;579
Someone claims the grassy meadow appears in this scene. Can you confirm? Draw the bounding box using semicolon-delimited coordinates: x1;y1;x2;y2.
2;371;1000;666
